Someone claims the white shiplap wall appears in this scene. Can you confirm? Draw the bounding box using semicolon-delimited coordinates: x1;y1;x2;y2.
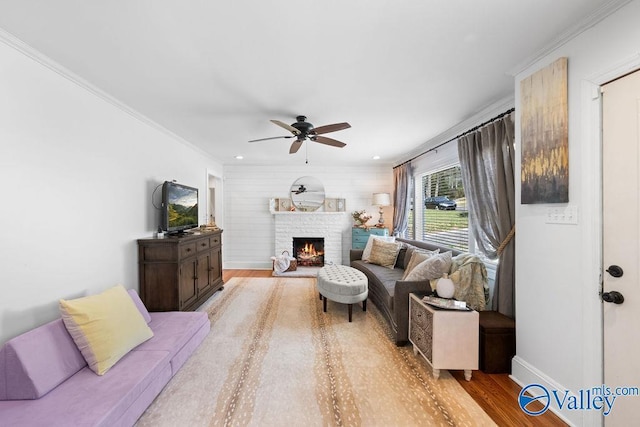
223;164;393;269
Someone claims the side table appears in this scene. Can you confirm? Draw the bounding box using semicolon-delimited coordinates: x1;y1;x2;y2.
408;293;479;381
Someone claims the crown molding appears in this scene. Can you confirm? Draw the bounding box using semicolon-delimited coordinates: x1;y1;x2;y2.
508;0;633;77
0;27;220;163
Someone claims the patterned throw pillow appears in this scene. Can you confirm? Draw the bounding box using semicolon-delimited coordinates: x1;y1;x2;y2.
361;234;396;262
401;249;440;280
404;251;453;281
367;238;402;269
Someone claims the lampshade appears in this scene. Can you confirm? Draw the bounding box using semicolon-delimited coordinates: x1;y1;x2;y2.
372;193;391;207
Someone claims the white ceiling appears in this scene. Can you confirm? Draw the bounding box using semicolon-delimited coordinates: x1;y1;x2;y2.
0;0;620;166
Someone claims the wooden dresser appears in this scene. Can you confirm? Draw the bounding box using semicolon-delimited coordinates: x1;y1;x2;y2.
351;227;389;249
137;230;223;311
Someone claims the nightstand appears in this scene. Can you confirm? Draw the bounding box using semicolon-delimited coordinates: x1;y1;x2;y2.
351;227;389;249
409;293;479;381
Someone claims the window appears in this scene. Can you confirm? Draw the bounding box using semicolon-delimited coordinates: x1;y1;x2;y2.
414;165;469;252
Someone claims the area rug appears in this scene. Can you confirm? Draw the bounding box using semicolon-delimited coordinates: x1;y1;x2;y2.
136;277;495;426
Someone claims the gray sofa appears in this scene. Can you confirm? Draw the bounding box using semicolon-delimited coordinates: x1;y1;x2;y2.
350;238;463;346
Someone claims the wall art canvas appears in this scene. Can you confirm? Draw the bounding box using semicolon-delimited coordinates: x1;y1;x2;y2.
520;57;569;204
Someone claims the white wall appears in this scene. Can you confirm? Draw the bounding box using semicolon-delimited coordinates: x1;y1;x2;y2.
512;2;640;425
0;38;223;344
222;164;393;269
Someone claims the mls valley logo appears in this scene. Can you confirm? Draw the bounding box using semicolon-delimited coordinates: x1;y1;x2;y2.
518;383;639;417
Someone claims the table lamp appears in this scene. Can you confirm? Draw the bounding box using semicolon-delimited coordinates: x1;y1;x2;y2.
372;193;391;226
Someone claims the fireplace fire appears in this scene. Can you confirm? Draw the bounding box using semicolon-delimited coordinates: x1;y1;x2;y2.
292;237;325;267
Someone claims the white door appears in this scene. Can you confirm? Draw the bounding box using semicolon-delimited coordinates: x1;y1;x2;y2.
602;69;640;425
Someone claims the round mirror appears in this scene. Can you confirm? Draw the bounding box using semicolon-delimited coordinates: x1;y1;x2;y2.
290;176;325;211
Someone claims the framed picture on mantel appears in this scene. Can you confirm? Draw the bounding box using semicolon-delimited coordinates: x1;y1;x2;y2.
324;198;346;212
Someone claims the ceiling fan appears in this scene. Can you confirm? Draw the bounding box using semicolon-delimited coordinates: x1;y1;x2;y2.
291;185;307;195
249;115;351;154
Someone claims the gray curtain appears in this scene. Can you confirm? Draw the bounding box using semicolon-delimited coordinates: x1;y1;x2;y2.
458;112;515;318
392;163;413;237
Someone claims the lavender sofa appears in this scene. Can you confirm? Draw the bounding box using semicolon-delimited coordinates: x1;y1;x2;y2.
0;290;210;426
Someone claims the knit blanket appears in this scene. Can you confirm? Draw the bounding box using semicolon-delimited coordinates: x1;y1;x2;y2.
448;253;488;311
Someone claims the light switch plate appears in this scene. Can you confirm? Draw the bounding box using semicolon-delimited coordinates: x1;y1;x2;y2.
546;206;578;224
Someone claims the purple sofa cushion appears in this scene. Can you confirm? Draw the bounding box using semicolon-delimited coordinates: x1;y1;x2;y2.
141;312;210;374
0;290;150;401
0;319;86;400
0;350;171;427
127;289;151;323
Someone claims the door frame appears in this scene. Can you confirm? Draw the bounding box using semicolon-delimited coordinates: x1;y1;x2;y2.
581;54;640;426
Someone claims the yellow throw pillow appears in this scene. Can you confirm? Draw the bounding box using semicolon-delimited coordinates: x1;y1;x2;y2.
367;238;402;269
59;285;154;375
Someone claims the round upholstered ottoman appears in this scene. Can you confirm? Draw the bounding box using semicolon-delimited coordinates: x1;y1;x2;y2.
317;264;368;322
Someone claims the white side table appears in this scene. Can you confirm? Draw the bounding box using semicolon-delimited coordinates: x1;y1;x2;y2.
409;293;479;381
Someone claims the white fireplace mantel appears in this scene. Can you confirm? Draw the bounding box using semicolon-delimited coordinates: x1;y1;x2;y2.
274;211;347;265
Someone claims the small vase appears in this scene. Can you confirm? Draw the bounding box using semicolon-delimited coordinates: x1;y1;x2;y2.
436;273;455;299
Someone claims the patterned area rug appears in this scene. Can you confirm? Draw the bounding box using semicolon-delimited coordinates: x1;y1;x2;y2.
136;277;495;426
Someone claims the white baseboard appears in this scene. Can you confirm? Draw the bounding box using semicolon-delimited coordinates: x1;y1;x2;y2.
223;261;272;270
511;356;603;426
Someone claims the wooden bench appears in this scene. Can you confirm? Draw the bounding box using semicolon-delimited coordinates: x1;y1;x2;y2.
478;311;515;374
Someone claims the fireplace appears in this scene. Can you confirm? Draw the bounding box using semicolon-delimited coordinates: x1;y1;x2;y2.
292;237;325;267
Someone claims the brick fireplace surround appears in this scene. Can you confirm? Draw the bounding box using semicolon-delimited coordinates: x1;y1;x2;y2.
274;212;346;265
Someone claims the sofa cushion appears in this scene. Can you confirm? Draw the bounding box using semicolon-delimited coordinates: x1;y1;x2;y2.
0;350;171;427
59;285;154;375
401;249;440;280
351;260;404;309
128;289;152;323
138;311;209;374
0;319;87;400
404;251;453;281
367;239;402;269
362;235;396;262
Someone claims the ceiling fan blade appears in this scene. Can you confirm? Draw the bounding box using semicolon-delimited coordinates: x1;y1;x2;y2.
248;135;293;142
314;135;346;148
312;122;351;135
271;119;301;135
289;140;303;154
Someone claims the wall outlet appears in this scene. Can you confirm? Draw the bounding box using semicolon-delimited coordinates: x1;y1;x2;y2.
546;206;578;224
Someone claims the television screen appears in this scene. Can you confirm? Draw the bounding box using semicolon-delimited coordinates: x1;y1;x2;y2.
161;181;199;234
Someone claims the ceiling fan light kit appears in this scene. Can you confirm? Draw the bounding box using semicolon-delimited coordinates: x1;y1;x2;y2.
249;115;351;155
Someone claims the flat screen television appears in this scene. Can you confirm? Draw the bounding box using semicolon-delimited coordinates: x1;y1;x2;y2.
161;181;199;235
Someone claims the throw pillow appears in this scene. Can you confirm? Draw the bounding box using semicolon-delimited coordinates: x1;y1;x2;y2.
59;285;154;375
361;234;396;262
401;249;440;280
404;251;453;281
402;244;439;270
367;238;402;269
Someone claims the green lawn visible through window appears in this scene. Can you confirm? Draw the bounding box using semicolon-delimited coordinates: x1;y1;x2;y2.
422;206;469;252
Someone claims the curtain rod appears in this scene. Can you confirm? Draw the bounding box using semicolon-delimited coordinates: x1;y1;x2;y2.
393;107;515;169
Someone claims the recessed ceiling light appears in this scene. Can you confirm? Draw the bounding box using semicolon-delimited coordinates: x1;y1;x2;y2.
235;155;244;160
372;155;381;160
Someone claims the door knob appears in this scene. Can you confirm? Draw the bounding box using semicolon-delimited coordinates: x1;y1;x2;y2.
602;291;624;304
606;265;623;278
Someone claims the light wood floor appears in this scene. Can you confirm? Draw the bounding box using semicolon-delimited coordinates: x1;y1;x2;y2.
222;270;567;427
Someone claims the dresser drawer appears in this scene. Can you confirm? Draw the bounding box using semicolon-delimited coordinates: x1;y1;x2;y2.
209;234;221;247
410;300;430;330
352;235;370;244
196;238;210;252
179;243;197;258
